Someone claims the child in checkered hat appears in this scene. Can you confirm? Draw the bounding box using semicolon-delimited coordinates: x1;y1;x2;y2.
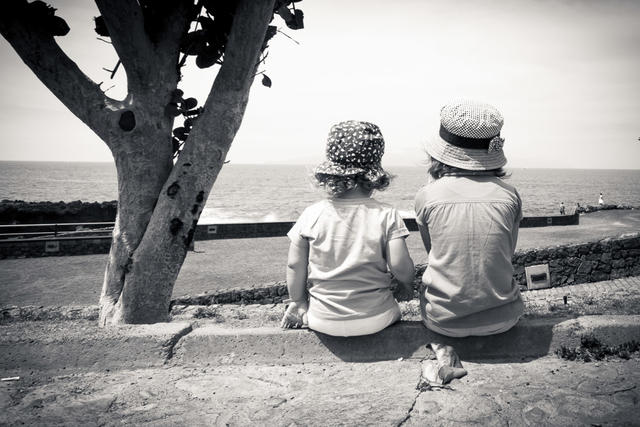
281;120;415;337
416;100;524;338
413;100;524;388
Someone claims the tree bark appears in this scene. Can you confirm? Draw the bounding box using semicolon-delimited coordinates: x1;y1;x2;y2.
100;0;275;324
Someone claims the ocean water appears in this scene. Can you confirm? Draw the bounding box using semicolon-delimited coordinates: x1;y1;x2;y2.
1;161;639;223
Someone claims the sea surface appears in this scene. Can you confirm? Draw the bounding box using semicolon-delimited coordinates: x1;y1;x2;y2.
1;161;639;223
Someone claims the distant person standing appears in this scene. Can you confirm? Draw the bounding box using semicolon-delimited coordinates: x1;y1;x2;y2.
598;192;605;206
559;202;566;215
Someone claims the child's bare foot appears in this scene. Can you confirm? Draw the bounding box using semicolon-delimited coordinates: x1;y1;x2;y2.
280;300;309;329
418;343;467;388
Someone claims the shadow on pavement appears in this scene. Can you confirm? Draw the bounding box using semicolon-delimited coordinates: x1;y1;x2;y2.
314;316;577;363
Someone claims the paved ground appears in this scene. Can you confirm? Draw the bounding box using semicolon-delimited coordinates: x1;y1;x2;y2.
1;270;639;426
1;355;638;426
1;210;639;307
1;211;639;425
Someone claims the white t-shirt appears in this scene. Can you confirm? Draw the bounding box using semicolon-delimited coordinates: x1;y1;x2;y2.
288;197;409;321
415;175;524;337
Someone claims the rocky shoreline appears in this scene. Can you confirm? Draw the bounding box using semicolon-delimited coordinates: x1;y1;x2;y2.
0;200;117;224
575;203;637;214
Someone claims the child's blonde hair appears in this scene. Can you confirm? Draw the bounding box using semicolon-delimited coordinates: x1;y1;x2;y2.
314;171;393;196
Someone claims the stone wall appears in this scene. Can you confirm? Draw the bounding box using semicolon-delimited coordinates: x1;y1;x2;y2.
171;233;640;306
0;200;117;224
172;282;290;306
512;233;640;290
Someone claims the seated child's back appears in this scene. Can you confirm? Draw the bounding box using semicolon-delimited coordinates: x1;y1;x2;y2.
289;196;409;321
281;120;415;337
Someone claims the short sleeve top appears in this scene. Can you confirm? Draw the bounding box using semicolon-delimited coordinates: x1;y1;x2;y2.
288;197;409;321
414;175;523;334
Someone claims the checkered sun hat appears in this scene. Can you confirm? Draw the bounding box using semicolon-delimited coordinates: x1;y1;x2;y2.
425;100;507;171
314;120;387;180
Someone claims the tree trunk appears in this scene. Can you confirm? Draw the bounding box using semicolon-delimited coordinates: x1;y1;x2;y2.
99;130;173;325
2;0;276;325
99;0;275;325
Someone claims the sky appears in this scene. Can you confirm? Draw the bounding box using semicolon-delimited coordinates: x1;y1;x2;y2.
1;0;639;169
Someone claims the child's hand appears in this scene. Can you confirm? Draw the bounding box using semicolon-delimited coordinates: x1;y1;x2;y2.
280;300;309;329
392;278;415;302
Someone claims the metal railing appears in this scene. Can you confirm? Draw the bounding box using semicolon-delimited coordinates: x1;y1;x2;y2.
0;222;114;241
0;213;579;242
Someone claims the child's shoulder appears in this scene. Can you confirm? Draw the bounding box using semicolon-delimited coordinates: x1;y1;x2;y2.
368;198;399;212
298;199;331;219
414;183;438;204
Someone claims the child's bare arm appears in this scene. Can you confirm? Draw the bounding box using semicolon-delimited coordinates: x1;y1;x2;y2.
282;240;310;329
387;237;415;301
286;240;310;302
387;237;415;285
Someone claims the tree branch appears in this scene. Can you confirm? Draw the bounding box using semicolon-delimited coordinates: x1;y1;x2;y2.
95;0;155;94
95;0;197;96
196;0;276;150
0;1;115;144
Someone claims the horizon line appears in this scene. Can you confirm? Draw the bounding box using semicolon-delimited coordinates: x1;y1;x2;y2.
0;159;639;171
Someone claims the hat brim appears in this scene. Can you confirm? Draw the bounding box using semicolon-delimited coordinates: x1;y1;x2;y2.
425;133;507;171
314;161;387;181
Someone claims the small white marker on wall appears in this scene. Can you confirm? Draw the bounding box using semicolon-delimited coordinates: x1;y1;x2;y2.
525;264;551;290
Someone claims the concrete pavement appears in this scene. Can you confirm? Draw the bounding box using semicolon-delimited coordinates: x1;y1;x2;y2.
1;277;639;425
1;345;638;425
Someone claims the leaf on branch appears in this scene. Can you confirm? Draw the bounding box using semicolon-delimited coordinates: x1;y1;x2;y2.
171;89;184;103
48;16;70;36
288;9;304;30
196;46;222;69
276;5;294;22
172;137;181;155
197;16;216;34
173;127;188;141
179;30;207;56
182;97;198;110
164;103;181;118
29;1;53;15
201;0;237;22
262;74;272;88
184;117;194;129
264;25;277;44
182;107;203;118
94;16;109;37
28;1;70;37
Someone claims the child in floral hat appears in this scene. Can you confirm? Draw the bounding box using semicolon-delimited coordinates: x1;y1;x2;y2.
281;120;415;336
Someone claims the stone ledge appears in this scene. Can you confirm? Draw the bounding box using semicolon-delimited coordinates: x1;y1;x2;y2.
3;316;637;374
0;320;192;374
172;316;640;365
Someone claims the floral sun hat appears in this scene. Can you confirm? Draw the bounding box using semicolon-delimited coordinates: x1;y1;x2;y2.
314;120;387;181
425;100;507;171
